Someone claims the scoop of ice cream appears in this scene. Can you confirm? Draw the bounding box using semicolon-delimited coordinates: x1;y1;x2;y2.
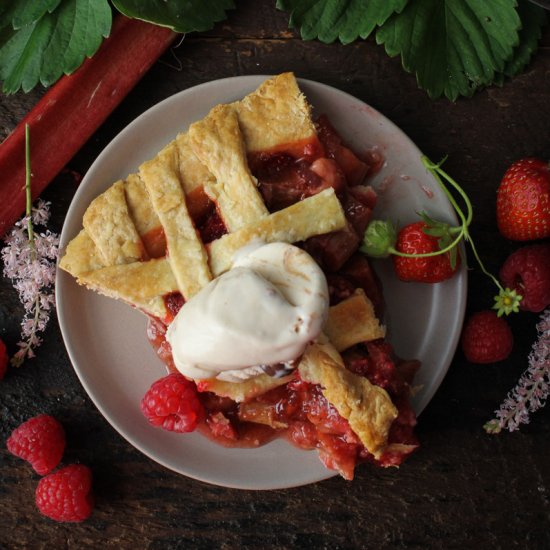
166;242;329;382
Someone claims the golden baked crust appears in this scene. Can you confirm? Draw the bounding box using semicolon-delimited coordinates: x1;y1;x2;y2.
78;258;177;320
175;132;216;195
58;229;106;278
298;340;398;459
189;103;268;232
198;373;294;403
235;72;317;152
208;188;346;277
139;141;212;299
324;289;386;352
124;173;161;242
83;180;145;266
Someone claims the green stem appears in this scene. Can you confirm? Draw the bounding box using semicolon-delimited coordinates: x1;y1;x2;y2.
422;155;473;228
388;226;465;258
25;124;35;247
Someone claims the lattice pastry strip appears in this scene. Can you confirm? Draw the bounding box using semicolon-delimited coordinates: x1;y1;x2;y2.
139;141;212;299
79;258;177;320
324;289;385;352
208;188;346;277
83;180;146;266
298;339;398;460
59;229;107;277
77;189;346;320
188;103;269;232
234;72;317;152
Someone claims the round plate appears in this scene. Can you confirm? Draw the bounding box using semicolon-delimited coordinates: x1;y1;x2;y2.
57;76;467;490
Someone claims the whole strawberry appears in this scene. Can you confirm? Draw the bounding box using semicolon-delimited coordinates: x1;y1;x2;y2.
500;244;550;312
35;464;93;522
461;311;514;364
7;414;65;475
392;221;459;283
496;158;550;241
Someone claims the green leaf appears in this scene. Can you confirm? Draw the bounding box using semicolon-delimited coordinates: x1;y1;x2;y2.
496;0;547;83
112;0;235;34
9;0;62;30
277;0;408;44
0;0;111;94
360;219;398;258
376;0;522;100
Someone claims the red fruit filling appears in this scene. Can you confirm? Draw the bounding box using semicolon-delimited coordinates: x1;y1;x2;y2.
143;116;419;478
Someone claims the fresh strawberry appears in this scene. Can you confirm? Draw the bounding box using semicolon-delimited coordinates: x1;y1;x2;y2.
499;244;550;312
496;158;550;241
392;221;460;283
461;311;514;364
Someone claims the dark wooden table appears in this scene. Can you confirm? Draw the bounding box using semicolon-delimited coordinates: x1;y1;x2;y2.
1;3;549;548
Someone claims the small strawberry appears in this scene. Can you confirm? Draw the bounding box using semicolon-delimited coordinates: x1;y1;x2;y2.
496;158;550;241
461;311;514;364
499;244;550;312
392;220;459;283
361;216;460;283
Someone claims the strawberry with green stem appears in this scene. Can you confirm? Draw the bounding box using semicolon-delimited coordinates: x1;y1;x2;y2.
361;156;522;316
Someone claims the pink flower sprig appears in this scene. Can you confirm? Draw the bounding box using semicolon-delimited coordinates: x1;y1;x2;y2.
484;308;550;434
1;124;59;367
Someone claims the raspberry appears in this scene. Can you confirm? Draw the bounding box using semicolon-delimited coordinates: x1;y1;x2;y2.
7;414;65;475
0;338;8;380
499;244;550;312
141;373;204;432
461;311;514;364
35;464;93;522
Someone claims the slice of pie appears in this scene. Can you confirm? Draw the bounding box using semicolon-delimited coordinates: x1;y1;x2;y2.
59;73;419;479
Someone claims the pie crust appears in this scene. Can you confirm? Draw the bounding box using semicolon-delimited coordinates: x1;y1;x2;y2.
59;73;416;473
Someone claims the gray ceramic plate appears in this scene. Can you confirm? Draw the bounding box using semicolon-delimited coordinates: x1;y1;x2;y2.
56;76;467;489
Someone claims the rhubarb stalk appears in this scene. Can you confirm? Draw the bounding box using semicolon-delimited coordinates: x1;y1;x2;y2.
0;16;177;236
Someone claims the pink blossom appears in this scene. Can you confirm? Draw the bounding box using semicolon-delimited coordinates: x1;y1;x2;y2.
484;308;550;433
1;202;59;367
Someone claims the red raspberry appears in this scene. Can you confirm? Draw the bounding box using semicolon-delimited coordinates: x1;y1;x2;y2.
0;338;7;380
499;244;550;312
461;311;514;364
141;373;204;432
7;414;65;475
35;464;93;522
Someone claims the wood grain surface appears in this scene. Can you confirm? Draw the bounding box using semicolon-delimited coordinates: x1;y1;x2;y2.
1;2;549;548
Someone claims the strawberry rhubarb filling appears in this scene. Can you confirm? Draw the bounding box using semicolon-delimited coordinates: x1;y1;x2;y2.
145;115;418;479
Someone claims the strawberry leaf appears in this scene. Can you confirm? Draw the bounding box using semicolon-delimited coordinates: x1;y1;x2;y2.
0;0;111;94
112;0;235;34
276;0;408;44
360;219;398;258
495;1;548;84
376;0;522;100
8;0;62;30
